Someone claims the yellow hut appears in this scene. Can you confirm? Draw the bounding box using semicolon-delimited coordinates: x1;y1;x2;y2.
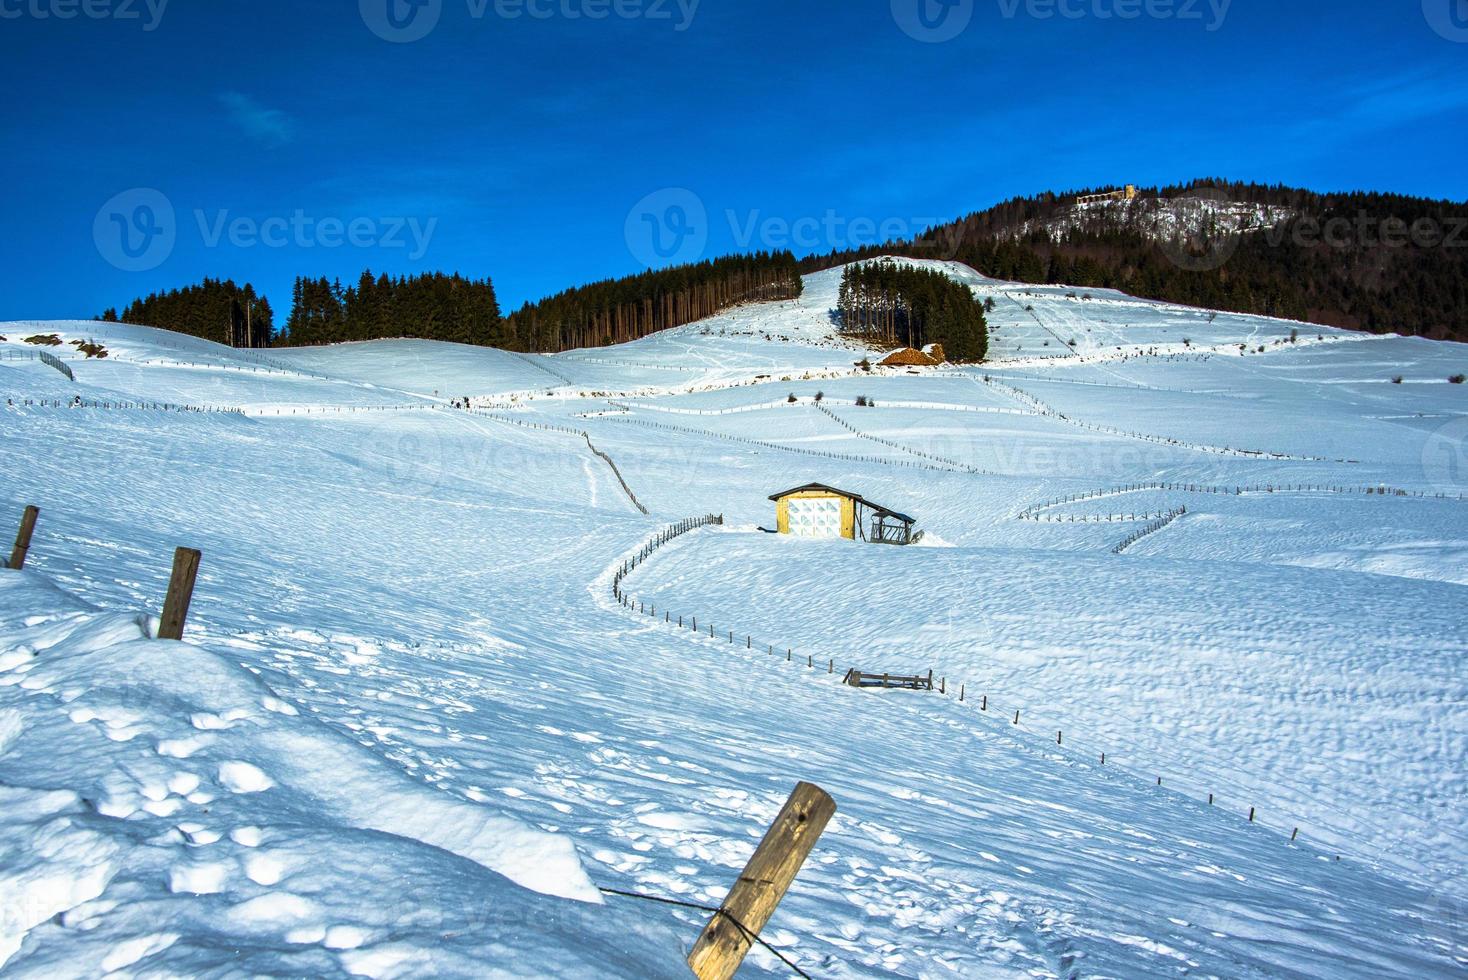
769;484;917;545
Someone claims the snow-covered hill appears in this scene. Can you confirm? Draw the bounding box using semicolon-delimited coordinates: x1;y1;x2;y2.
2;266;1465;977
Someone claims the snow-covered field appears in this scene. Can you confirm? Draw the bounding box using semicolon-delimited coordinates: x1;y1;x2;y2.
2;263;1465;978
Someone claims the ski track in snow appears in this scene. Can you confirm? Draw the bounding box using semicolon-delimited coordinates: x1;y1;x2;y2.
1;264;1465;978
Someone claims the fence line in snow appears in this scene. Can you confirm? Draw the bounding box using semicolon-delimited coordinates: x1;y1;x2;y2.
4;396;245;415
1017;481;1468;522
596;414;968;475
1;343;348;384
610;515;1354;868
813;402;993;474
552;354;703;373
37;351;73;381
602;396;1032;419
467;408;648;514
606;398;796;417
1;503;828;978
976;375;1347;463
242;403;437;416
1112;508;1187;554
511;351;576;387
585;434;649;515
5;505;202;639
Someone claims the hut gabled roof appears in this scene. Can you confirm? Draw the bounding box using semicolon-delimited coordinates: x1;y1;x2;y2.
768;484;916;525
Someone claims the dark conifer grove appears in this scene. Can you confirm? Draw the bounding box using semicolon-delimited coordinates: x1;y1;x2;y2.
108;252;802;353
103;279;275;348
275;271;504;347
837;261;988;362
503;251;803;353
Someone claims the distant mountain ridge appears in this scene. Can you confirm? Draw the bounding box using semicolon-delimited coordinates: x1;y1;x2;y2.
105;180;1466;351
803;179;1468;342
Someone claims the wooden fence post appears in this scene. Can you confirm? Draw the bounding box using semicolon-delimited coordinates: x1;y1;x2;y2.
687;782;836;980
158;548;202;641
7;506;39;570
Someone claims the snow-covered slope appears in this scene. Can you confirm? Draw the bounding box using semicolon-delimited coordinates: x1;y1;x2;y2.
2;267;1464;977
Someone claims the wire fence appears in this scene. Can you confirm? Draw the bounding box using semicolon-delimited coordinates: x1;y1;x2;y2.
1112;508;1187;554
814;402;992;474
4;396;244;415
977;375;1343;462
1018;480;1468;521
467;408;648;514
585;434;648;515
37;351;73;380
596;414;968;474
607;515;1431;885
511;351;576;387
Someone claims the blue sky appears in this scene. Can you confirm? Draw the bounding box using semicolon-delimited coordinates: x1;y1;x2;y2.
1;0;1465;322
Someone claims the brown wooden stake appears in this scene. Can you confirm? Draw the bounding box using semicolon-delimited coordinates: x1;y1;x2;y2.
687;782;836;980
158;547;202;641
1291;827;1299;842
8;505;39;570
1249;807;1256;823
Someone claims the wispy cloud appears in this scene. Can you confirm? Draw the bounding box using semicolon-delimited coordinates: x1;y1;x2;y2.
218;92;295;147
1339;68;1468;129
